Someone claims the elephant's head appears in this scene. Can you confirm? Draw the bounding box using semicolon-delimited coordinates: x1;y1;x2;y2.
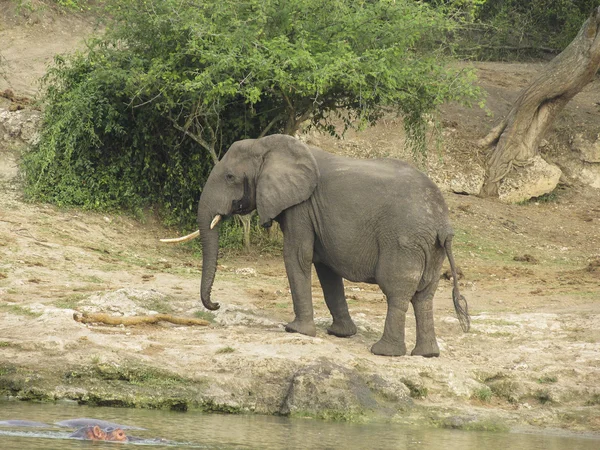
198;134;319;310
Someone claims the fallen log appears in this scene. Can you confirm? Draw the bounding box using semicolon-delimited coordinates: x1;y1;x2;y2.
73;312;210;327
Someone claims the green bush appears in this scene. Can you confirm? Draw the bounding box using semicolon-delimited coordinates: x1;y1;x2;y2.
24;0;481;229
472;386;493;402
218;214;283;253
12;0;92;13
53;0;90;10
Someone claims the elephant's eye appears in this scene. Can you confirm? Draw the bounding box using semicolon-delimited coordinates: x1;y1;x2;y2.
225;173;235;182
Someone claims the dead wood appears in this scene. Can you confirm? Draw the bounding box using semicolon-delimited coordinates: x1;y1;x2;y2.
73;312;210;327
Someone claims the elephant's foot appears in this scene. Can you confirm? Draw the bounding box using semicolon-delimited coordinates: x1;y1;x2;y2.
285;319;317;337
370;338;407;357
411;340;440;358
327;319;357;338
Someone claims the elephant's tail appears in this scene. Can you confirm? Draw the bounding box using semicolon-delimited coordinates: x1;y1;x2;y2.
440;233;470;332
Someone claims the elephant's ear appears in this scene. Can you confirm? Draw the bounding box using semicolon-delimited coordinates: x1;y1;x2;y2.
256;135;319;226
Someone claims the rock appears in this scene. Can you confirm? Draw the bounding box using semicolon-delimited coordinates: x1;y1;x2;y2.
437;414;479;429
446;374;486;398
83;288;167;316
366;372;412;403
513;254;539;264
571;133;600;163
567;134;600;188
449;168;486;195
578;166;600;189
0;107;41;144
498;156;562;203
553;153;600;189
586;258;600;272
212;304;279;327
234;267;257;276
427;152;486;196
280;359;412;420
536;385;572;404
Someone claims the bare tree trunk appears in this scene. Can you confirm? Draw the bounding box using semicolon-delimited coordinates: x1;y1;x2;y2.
240;214;252;253
479;7;600;197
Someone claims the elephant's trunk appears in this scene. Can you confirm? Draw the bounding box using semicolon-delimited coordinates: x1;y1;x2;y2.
198;207;221;311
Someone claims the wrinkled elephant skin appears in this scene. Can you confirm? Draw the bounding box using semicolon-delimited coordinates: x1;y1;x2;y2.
192;134;469;356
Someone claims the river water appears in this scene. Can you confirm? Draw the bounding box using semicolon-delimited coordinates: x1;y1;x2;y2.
0;400;597;449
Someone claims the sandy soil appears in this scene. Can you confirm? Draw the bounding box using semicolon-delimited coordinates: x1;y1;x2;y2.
0;1;97;97
0;4;599;435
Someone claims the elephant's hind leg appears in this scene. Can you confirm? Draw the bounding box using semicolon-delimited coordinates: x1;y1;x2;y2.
370;289;413;356
410;279;440;357
315;263;357;337
371;266;420;356
411;250;445;357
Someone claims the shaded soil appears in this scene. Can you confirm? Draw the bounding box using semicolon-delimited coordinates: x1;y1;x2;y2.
0;5;599;436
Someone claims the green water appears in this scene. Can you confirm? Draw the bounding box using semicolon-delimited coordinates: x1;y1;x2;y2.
0;400;597;449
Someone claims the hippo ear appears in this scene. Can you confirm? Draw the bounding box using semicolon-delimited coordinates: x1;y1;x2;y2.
256;135;319;226
92;425;103;439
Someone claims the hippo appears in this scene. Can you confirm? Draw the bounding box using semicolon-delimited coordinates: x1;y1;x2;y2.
0;420;52;427
0;417;160;443
55;418;146;430
69;425;128;442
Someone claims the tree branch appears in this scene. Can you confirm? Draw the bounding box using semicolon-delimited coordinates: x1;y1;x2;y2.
258;114;285;138
477;118;508;148
130;91;163;109
462;45;560;55
170;118;219;164
293;104;317;132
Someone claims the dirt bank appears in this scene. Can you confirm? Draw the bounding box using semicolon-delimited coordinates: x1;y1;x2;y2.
1;5;599;435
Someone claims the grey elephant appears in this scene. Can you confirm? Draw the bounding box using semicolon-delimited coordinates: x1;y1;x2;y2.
162;134;469;356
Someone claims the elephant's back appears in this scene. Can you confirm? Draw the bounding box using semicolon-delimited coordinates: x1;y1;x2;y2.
308;151;450;282
315;152;448;218
312;152;448;255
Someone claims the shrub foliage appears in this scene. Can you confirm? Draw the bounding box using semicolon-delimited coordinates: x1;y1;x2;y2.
24;0;480;228
440;0;599;59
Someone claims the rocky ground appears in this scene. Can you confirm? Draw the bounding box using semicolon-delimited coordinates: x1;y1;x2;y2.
1;3;599;436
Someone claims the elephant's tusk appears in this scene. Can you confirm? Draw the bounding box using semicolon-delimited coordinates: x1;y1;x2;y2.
159;230;200;243
210;215;222;229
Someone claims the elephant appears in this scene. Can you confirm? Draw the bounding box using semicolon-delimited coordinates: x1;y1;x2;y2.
162;134;470;356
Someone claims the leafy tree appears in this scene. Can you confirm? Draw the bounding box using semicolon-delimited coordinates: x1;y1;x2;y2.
24;0;480;228
440;0;599;59
478;0;596;49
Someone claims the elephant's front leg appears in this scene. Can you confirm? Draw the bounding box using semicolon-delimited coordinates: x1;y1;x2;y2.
314;263;357;337
281;218;317;337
